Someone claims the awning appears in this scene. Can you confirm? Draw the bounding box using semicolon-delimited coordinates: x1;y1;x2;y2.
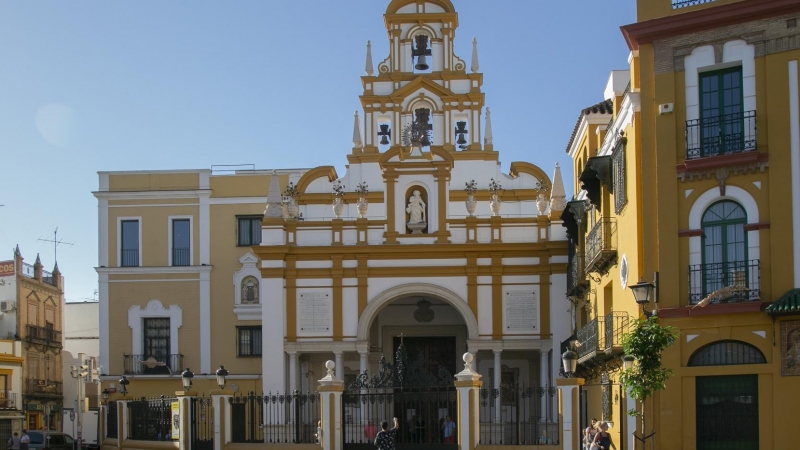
766;288;800;316
579;155;613;208
560;200;587;245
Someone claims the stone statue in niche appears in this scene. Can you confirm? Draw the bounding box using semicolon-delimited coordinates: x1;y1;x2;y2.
406;190;427;234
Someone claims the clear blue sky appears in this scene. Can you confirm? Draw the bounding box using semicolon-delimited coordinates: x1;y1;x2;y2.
0;1;635;303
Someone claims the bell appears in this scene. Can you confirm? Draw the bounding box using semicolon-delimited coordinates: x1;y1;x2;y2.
415;54;429;71
380;135;390;145
378;124;391;145
456;133;467;146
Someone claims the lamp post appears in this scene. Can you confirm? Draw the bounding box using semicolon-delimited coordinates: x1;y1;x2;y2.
622;355;635;372
215;366;229;389
119;376;129;397
101;389;110;404
561;350;578;378
629;272;659;318
181;368;194;391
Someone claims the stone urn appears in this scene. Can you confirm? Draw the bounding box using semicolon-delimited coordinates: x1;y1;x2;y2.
283;197;299;219
357;198;368;219
489;193;502;216
536;194;549;216
465;193;477;217
332;197;345;219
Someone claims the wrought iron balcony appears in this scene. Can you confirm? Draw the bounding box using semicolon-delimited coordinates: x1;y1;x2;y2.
573;311;630;381
566;252;589;297
686;110;756;159
25;379;63;397
688;259;761;305
603;311;630;354
576;318;602;364
0;391;16;409
121;248;139;267
171;248;190;266
672;0;717;8
26;325;62;348
124;354;184;375
585;218;617;275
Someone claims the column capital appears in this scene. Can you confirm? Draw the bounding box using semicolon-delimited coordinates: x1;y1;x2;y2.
492;349;503;355
175;391;198;397
556;377;585;387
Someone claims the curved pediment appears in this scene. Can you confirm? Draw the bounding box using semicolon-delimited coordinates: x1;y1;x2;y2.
386;0;455;15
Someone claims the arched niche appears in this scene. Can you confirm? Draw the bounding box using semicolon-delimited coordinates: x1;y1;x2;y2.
404;185;429;234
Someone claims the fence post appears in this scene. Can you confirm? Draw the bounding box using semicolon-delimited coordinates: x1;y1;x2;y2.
210;389;233;450
117;399;128;443
317;360;344;450
556;377;585;450
176;391;197;450
454;352;481;450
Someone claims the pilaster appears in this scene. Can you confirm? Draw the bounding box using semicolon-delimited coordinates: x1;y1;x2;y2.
210;389;233;450
557;378;585;450
318;361;344;450
176;391;197;450
454;353;482;450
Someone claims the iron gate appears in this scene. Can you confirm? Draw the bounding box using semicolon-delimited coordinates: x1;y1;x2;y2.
190;396;213;450
342;337;457;450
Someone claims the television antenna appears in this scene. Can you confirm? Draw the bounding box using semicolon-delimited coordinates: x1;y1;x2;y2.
37;227;74;264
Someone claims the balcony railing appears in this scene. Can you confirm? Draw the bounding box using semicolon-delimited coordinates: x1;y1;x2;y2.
686;110;756;159
567;252;588;297
124;354;184;375
673;0;717;8
0;391;16;409
576;318;602;363
171;248;190;266
22;263;34;278
603;312;630;353
121;248;139;267
42;269;55;286
585;219;617;274
689;259;761;305
26;325;62;348
26;379;63;396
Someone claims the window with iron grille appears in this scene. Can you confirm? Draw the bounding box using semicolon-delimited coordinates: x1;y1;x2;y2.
143;318;170;374
688;340;765;366
612;140;626;214
237;326;262;357
237;216;262;246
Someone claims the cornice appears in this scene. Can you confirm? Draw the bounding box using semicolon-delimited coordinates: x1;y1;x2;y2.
93;189;212;200
95;266;213;275
621;0;800;50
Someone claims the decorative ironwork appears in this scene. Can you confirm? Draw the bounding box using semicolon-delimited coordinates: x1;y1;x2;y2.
612;139;627;214
688;259;760;304
673;0;717;8
567;251;588;298
688;340;766;367
603;311;629;352
577;318;601;363
127;395;177;441
229;391;319;444
585;218;617;275
696;375;758;450
123;354;183;375
190;395;213;450
106;401;118;439
401;109;433;149
478;384;558;445
601;374;612;422
25;379;63;396
686;110;756;159
572;311;629;382
347;335;453;390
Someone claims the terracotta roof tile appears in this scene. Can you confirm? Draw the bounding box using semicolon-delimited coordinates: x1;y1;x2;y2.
565;99;614;154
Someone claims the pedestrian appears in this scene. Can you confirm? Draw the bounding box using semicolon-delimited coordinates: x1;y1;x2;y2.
8;432;20;450
18;431;29;450
364;420;377;442
584;418;598;450
374;417;399;450
441;415;456;444
591;422;617;450
315;420;322;443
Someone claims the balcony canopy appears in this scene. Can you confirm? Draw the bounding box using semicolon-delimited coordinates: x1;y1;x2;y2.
579;155;613;208
561;200;588;245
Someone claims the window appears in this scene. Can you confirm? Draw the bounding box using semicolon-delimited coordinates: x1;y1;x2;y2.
697;67;745;157
237;326;262;357
241;277;259;305
171;219;191;266
701;201;748;297
688;340;766;366
696;375;758;450
143;318;171;374
612;140;626;214
238;216;262;246
121;220;140;267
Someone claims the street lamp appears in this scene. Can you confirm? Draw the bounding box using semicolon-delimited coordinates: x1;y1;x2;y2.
102;389;110;403
215;365;229;389
629;272;659;318
622;355;635;371
561;349;578;378
181;368;194;391
118;376;129;396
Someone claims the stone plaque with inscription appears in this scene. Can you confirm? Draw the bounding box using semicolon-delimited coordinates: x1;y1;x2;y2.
298;292;331;333
505;290;538;331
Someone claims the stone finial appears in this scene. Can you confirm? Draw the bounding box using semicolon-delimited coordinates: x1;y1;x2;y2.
264;170;284;218
484;108;494;148
352;111;363;149
470;37;480;73
365;40;374;76
52;262;60;275
14;245;20;258
34;254;42;268
455;352;482;382
325;360;335;377
549;162;567;212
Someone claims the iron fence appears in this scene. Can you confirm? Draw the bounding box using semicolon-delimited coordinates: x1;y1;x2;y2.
686;110;756;159
230;391;320;444
478;384;559;445
107;402;118;439
688;259;761;305
128;396;177;441
342;387;457;446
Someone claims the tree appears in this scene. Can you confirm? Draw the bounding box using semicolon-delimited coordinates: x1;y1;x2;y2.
619;316;677;448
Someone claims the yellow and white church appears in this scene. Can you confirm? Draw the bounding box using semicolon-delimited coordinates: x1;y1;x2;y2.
96;0;570;423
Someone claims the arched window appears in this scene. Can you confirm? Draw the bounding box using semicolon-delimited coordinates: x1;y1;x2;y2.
241;277;259;305
701;200;747;296
688;340;765;366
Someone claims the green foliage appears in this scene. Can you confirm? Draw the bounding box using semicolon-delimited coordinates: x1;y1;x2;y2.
619;316;678;403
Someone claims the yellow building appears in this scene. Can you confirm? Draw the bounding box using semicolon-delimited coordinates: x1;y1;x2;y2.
96;6;571;445
0;248;65;432
562;0;800;449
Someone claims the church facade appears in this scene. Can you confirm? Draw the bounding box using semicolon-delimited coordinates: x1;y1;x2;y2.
95;0;569;417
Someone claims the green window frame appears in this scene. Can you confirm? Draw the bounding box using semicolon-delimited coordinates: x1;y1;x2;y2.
701;200;748;296
699;67;744;157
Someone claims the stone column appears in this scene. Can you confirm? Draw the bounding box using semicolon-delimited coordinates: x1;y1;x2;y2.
454;353;482;450
557;378;585;450
176;391;197;450
540;350;549;420
334;351;344;380
318;360;344;450
210;389;233;450
492;350;502;423
288;351;298;394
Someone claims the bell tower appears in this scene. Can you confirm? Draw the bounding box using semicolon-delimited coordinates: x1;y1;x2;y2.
354;0;487;158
